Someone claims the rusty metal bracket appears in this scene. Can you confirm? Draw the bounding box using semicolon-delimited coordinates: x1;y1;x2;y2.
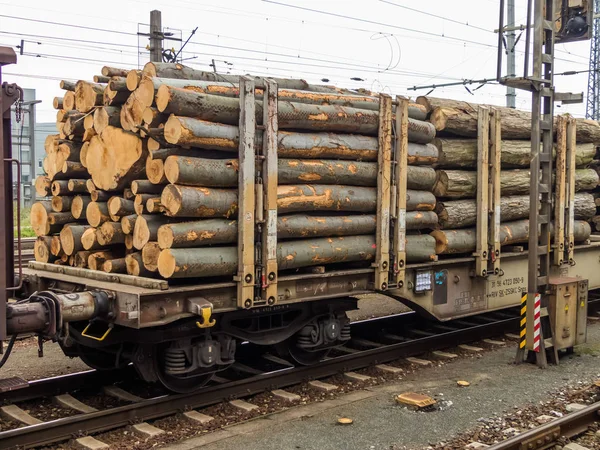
474;107;490;277
393;97;409;288
373;94;393;291
261;79;278;304
236;77;256;309
554;115;567;266
489;109;501;276
565;117;576;265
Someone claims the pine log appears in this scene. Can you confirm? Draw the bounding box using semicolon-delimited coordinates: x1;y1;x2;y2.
45;142;82;179
67;179;88;194
146;157;167;184
86;202;110;227
433;139;596;169
431;220;592;255
34;236;58;263
141;242;161;272
73;251;92;268
53;97;63;109
51;196;73;212
102;257;127;273
107;197;135;220
81;227;102;251
88;251;113;271
125;252;152;276
31;201;61;236
417;96;600;143
60;80;76;91
71;195;92;220
130;180;165;195
156;85;436;140
133;215;171;250
35;176;52;197
90;190;111;202
121;214;137;235
103;83;129;107
51;180;70;196
96;221;125;246
146;198;164;213
87;126;147;191
101;66;129;78
433;169;599;199
93;106;121;135
63;91;76;111
134;194;158;215
108;78;128;92
93;75;110;84
60;224;91;255
164;115;439;164
50;236;62;257
61;161;87;178
126;70;142;91
75;81;104;113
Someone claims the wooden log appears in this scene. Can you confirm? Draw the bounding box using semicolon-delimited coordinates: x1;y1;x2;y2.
161;185;238;218
134;194;158;215
141;242;161;272
63;91;76;110
104;83;129;107
130;180;164;195
80;142;90;167
83;114;95;131
60;80;76;91
149;147;196;161
71;195;92;220
94;76;110;84
142;107;168;128
53;97;63;110
73;251;92;268
86;179;96;193
436;195;532;229
277;215;377;240
31;201;62;236
125;252;152;276
34;236;58;263
433;138;596;169
86;202;110;227
164;115;439;163
107;197;135;220
75;81;104;113
431;220;592;255
93;106;121;135
121;214;137;235
51;180;69;196
67;179;88;194
102;257;127;273
133;215;170;250
61;161;87;178
90;190;111;202
123;188;135;200
51;196;74;213
156;85;436;140
119;89;145;131
101;66;129;78
50;236;62;257
418;96;600;143
45;141;82;179
146;198;163;213
573;192;597;220
126;70;142;91
433;169;599;199
124;234;134;250
406;211;439;230
88;251;113;271
96;221;125;246
146;157;167;184
81;227;102;251
35;176;51;197
87;126;147;191
60;224;91;255
157;219;238;249
108;78;129;92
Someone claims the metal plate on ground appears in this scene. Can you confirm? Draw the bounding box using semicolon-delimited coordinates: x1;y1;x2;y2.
0;376;29;393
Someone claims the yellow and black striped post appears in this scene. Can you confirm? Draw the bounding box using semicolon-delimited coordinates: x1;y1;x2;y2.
519;293;527;349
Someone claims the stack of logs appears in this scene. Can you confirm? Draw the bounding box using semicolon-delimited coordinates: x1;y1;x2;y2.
32;63;443;279
416;96;599;255
31;65;600;281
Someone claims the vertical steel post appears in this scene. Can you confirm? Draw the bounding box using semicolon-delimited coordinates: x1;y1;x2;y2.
554;115;567;266
393;97;409;288
149;10;163;63
489;109;502;275
507;0;517;107
475;107;490;278
565;117;576;265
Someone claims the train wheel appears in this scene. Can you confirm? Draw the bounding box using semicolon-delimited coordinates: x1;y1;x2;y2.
76;344;129;371
153;344;214;394
276;340;331;365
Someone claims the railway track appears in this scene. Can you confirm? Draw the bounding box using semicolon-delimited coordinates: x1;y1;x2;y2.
0;307;521;449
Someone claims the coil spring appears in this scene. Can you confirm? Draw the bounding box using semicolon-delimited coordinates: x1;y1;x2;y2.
164;348;186;373
297;336;313;348
340;324;351;341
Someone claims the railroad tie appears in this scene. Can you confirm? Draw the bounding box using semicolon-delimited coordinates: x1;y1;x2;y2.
183;411;214;424
53;394;97;414
102;386;143;403
271;389;301;403
229;399;259;413
131;422;165;438
0;405;42;426
74;436;109;450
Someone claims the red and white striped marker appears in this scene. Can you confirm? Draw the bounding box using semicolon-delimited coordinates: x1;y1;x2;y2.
533;293;541;352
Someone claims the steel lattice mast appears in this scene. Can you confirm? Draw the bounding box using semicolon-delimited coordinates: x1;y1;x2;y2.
586;0;600;119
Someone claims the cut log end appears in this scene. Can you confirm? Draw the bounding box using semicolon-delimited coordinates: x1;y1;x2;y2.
157;249;176;278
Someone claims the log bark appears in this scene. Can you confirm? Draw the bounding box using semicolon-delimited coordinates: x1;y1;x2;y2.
146;198;163;213
130;180;165;195
96;221;125;246
81;227;103;251
103;83;129;107
86;202;110;227
436;195;532;229
60;80;76;91
67;179;88;194
125;234;134;250
102;257;126;273
31;201;61;236
161;185;238;218
45;142;82;180
101;66;129;78
141;242;161;272
431;219;592;255
93;106;121;135
51;196;73;213
93;76;110;84
574;192;597;220
164;115;439;164
142;107;167;128
156;85;436;140
433;138;596;169
73;251;91;268
88;251;113;271
53;97;63;109
51;180;70;196
87;126;147;191
107;197;135;220
134;194;158;215
133;215;171;250
35;176;51;197
125;252;152;277
71;195;92;220
75;81;104;113
418;96;600;143
60;224;91;255
149;147;198;161
157;219;239;249
90;190;111;202
34;236;58;263
61;161;87;178
121;214;137;235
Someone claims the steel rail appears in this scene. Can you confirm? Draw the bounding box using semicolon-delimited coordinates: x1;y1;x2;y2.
0;312;519;449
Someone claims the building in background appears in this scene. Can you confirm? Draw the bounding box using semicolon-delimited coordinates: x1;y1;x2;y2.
10;88;41;208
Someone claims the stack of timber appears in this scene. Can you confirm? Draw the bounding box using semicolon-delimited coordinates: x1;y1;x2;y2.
416;96;598;255
32;63;441;280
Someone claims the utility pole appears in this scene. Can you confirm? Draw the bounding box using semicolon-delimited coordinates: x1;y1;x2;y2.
506;0;517;108
586;0;600;119
149;10;163;63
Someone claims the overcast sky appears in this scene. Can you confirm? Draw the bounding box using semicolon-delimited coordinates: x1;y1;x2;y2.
0;0;594;124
